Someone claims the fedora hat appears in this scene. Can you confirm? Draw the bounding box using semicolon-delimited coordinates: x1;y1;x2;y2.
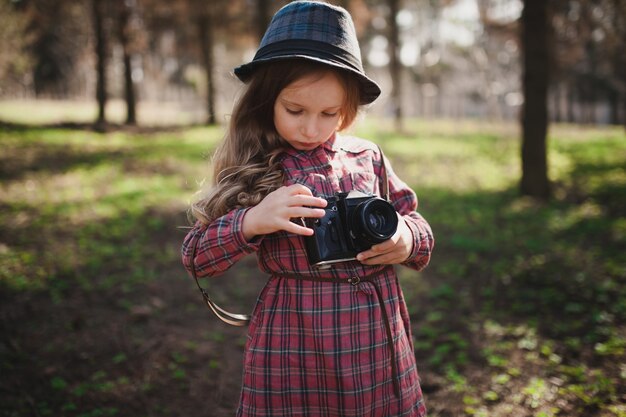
234;1;381;104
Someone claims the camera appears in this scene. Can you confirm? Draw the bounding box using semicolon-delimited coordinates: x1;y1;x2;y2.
303;190;398;268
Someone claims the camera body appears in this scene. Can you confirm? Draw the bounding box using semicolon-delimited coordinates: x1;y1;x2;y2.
303;190;398;268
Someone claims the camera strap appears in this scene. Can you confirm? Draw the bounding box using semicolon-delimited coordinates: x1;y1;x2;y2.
189;231;251;326
190;145;392;327
377;145;390;202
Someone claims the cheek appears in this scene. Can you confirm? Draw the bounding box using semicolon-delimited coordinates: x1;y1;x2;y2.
274;111;295;137
322;118;341;134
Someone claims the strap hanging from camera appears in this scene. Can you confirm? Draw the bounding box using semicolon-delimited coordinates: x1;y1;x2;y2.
189;235;251;326
190;145;391;326
377;145;390;202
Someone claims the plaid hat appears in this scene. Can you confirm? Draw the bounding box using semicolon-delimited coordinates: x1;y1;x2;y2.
234;1;381;104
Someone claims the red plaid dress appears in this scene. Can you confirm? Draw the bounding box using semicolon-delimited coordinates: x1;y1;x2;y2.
182;133;434;417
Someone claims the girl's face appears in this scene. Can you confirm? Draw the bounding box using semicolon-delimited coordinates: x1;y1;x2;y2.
273;71;345;151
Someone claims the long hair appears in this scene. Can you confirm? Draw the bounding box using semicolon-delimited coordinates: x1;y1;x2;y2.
191;59;363;225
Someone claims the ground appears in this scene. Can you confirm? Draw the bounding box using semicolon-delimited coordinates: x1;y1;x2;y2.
1;119;625;417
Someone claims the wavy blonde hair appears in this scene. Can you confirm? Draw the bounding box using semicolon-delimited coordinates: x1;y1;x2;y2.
191;59;363;225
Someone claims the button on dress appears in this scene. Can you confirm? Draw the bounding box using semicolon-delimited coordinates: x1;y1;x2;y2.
182;133;434;417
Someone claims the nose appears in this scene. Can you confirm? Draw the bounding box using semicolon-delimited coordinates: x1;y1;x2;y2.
300;116;319;139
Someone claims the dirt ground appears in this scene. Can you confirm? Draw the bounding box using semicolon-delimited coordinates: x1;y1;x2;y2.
2;218;620;417
0;208;460;417
2;123;624;416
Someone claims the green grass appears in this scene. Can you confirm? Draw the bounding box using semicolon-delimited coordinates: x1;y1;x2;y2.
0;98;204;126
0;115;625;416
0;126;221;295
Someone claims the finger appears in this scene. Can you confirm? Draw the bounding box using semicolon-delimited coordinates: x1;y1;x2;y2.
282;221;315;236
282;185;327;208
286;183;315;196
356;246;391;262
289;194;327;208
287;207;326;218
359;252;401;265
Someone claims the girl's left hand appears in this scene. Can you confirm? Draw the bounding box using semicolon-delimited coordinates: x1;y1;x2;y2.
356;213;413;265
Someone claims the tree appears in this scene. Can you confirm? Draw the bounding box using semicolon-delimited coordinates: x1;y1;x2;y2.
117;0;139;125
0;1;31;95
20;0;91;98
520;0;551;199
256;0;271;41
387;0;403;131
92;0;108;129
549;0;626;126
194;0;216;125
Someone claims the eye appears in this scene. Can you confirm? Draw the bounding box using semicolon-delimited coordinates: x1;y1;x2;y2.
322;112;338;118
285;108;303;115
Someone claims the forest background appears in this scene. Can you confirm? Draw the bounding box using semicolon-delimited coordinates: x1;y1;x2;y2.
0;0;625;416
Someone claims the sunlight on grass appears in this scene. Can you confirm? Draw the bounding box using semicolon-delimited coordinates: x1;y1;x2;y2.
356;118;514;193
0;99;205;126
0;124;225;293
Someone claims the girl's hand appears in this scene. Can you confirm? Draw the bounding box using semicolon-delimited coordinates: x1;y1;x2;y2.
242;184;327;240
356;214;413;265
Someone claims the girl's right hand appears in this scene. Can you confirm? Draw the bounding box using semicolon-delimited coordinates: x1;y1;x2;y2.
242;184;327;240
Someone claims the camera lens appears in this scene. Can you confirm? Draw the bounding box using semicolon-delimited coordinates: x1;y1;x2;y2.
367;210;387;230
352;198;398;244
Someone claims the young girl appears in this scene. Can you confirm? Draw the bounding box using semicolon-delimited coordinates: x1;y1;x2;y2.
182;2;434;416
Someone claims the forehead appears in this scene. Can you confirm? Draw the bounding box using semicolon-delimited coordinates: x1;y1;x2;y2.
279;71;345;105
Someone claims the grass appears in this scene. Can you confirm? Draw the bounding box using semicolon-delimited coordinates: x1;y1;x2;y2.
0;98;206;126
1;126;220;295
0;109;625;416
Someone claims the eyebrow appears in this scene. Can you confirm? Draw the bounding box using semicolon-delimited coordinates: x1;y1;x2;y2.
280;98;342;111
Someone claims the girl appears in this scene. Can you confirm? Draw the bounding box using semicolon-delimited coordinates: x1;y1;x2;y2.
182;2;434;416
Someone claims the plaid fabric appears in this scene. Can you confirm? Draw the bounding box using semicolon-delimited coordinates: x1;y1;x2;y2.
259;1;360;61
182;133;434;417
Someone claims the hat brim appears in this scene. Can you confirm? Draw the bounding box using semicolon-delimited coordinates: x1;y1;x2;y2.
234;55;381;105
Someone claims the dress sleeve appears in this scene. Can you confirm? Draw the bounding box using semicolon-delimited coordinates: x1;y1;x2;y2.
181;208;263;278
377;151;434;272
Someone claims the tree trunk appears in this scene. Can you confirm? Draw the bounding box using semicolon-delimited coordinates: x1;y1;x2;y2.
197;9;216;125
118;0;136;125
92;0;107;129
520;0;550;199
256;0;271;42
388;0;402;132
613;0;626;129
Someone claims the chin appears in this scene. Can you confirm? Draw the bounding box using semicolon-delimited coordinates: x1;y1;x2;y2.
292;142;320;150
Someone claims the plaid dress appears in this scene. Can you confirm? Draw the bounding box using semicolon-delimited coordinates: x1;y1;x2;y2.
182;133;434;417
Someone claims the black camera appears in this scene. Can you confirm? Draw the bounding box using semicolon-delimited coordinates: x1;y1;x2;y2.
303;190;399;267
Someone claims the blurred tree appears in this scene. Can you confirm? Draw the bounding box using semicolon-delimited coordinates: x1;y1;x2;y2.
475;0;520;121
609;0;626;128
387;0;402;131
22;0;91;98
193;0;217;125
116;0;141;125
256;0;272;41
550;0;626;126
520;0;551;199
0;1;32;96
92;0;108;128
138;0;253;125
